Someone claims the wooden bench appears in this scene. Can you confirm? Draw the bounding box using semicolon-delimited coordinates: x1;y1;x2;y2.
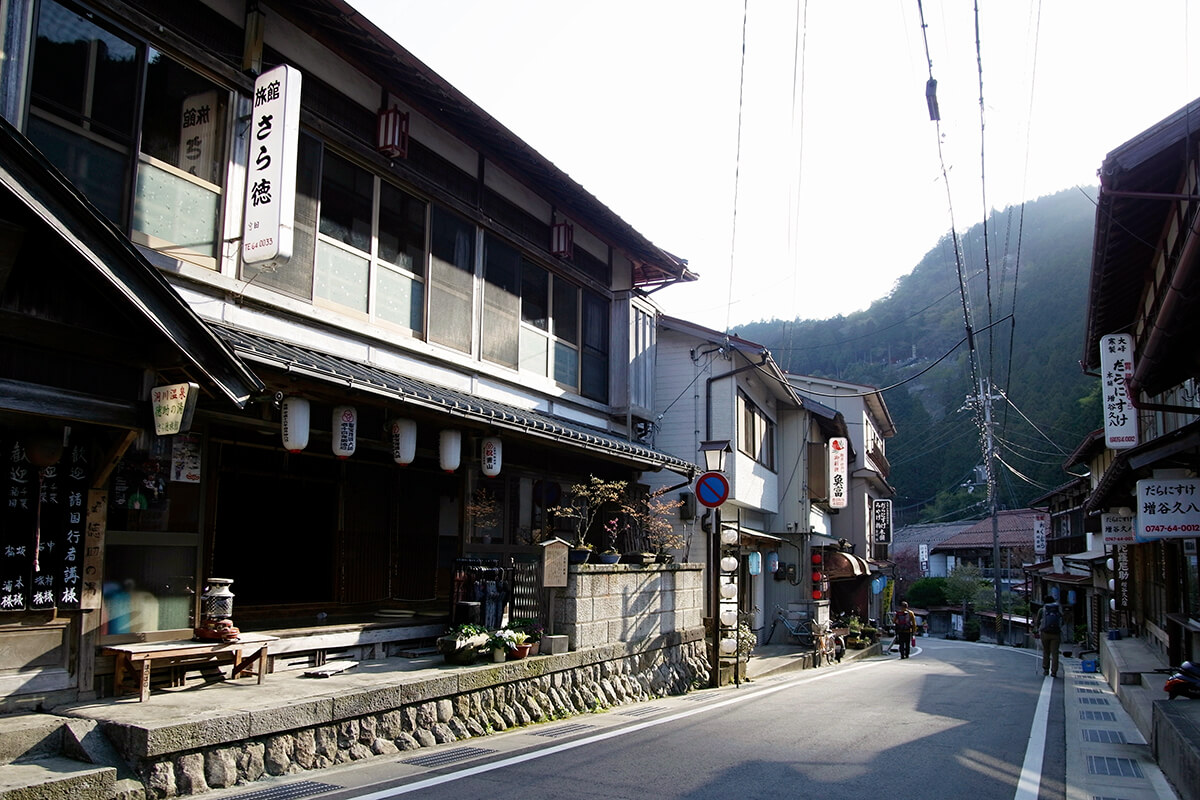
102;633;278;702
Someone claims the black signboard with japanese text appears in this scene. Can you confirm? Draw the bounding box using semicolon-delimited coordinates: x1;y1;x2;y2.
1;434;88;611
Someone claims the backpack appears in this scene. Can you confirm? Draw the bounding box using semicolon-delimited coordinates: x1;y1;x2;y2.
1040;604;1061;634
894;610;912;631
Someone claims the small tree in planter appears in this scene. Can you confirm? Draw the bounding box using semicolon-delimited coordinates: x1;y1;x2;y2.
436;622;489;665
621;486;684;561
546;476;627;551
465;488;500;543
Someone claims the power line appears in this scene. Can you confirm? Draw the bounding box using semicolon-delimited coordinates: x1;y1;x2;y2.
725;0;750;335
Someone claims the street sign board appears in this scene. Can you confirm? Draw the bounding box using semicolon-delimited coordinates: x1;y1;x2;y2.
695;471;730;508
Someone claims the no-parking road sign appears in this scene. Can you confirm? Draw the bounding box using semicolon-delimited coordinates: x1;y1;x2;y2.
695;471;730;508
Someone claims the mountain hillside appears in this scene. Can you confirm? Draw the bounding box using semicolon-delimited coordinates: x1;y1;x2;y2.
732;188;1100;525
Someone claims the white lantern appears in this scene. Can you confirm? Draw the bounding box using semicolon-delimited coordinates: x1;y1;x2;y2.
332;405;357;458
719;582;737;600
439;429;461;473
1110;598;1117;611
719;637;737;655
481;436;502;477
719;608;738;627
720;528;739;545
721;555;739;572
280;397;310;453
1108;578;1116;591
391;419;417;465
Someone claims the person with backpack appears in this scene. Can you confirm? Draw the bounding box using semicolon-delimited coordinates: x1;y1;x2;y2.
894;601;917;659
1034;593;1063;677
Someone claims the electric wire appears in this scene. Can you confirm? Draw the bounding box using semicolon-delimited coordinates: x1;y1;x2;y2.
724;0;750;335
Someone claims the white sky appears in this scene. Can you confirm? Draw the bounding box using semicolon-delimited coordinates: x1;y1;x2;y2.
346;1;1199;328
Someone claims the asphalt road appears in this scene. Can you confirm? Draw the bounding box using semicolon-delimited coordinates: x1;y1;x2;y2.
222;640;1067;800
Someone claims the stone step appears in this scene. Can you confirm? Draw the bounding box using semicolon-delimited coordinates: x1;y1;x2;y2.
0;756;115;800
0;715;67;766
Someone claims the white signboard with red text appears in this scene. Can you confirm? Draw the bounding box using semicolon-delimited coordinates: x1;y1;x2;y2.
828;437;848;509
1101;512;1136;545
1033;513;1047;555
1100;333;1138;449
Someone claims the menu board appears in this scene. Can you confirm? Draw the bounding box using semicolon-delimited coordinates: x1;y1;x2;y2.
1;435;87;611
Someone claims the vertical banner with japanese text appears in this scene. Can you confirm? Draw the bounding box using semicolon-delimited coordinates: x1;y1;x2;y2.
828;437;848;509
1099;333;1138;449
872;498;892;544
242;64;302;268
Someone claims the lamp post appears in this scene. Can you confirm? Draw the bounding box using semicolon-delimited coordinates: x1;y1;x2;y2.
700;440;733;688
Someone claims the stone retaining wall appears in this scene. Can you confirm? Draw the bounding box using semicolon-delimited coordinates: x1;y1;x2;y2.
556;563;704;650
125;632;709;798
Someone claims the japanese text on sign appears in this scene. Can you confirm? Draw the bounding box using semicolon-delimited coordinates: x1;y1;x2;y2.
1135;478;1200;539
1101;512;1135;545
872;499;892;544
242;64;301;268
829;438;848;509
1099;334;1138;449
1033;513;1047;555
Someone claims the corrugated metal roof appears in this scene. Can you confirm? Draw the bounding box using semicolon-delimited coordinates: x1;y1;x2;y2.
212;324;697;477
932;509;1040;550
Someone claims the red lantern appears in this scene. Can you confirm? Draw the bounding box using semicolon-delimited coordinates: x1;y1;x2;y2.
812;571;823;583
812;589;823;600
811;553;822;565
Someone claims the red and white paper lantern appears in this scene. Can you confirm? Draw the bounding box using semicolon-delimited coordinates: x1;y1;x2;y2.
332;405;357;458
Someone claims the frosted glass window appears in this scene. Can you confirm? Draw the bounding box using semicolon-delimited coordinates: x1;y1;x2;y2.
134;160;219;258
428;207;475;353
554;341;578;386
377;264;423;332
520;328;549;376
315;240;369;313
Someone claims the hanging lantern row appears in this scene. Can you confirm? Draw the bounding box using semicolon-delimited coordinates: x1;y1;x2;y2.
277;396;501;475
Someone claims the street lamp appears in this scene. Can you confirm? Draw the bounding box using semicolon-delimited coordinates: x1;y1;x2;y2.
700;439;734;688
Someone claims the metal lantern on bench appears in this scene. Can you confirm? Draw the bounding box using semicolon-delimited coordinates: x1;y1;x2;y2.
194;578;240;642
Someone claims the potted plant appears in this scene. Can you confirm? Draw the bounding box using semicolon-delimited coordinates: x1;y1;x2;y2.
593;518;622;564
547;476;627;562
436;622;489;665
489;628;529;661
622;486;684;563
511;618;545;655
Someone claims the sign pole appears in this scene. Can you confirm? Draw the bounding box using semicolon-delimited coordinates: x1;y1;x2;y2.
710;504;721;689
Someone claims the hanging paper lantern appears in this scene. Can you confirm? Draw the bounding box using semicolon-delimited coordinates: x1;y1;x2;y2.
721;555;739;572
812;571;824;583
332;405;356;458
747;551;761;576
390;419;417;465
720;528;739;545
481;436;502;477
812;589;823;600
766;551;779;573
811;552;823;565
719;608;738;627
439;429;461;473
719;637;737;655
719;582;737;600
280;397;310;453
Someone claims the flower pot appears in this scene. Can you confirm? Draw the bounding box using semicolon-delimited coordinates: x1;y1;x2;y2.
655;552;674;564
491;648;506;663
594;552;620;565
507;643;532;660
568;548;592;564
527;640;540;656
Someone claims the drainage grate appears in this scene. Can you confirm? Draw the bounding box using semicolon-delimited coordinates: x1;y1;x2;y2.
618;706;664;717
530;722;596;738
1082;729;1128;744
223;781;341;800
1076;687;1104;694
1093;796;1136;800
401;746;496;769
1086;756;1145;778
1080;711;1118;721
684;693;719;702
1078;697;1111;705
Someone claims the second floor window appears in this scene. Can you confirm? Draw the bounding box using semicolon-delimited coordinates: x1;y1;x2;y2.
737;389;776;470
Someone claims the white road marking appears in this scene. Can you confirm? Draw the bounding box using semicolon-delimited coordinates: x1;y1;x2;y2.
1014;675;1053;800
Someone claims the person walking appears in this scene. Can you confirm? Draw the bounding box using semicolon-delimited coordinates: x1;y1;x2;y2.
1034;593;1063;677
894;601;917;659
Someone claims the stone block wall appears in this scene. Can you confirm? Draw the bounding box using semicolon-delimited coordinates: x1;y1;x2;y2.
124;633;709;798
555;563;703;651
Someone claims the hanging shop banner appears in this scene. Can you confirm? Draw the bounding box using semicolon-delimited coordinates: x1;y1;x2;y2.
872;498;892;544
919;543;929;576
1099;334;1138;449
1033;513;1048;556
242;64;302;268
1135;478;1200;539
1101;512;1136;545
1113;545;1130;611
151;382;199;436
828;437;848;509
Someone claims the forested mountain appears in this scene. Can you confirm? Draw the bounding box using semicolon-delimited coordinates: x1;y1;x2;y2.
732;188;1101;526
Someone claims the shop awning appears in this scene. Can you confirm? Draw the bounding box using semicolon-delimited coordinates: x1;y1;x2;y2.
719;523;787;546
822;550;871;579
213;324;698;477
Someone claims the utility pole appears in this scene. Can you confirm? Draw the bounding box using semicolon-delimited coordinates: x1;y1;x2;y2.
981;376;1003;646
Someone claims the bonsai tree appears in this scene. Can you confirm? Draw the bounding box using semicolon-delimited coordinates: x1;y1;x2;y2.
621;486;684;555
547;476;627;549
465;488;500;541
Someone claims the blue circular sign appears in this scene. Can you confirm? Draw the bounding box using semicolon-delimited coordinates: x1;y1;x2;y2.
695;471;730;507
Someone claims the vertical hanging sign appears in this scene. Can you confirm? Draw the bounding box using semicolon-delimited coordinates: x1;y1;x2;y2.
1099;333;1137;449
242;64;301;269
1112;545;1130;611
872;498;892;544
1033;513;1048;556
828;437;848;509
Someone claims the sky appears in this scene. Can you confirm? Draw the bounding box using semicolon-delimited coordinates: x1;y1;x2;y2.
346;1;1199;329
